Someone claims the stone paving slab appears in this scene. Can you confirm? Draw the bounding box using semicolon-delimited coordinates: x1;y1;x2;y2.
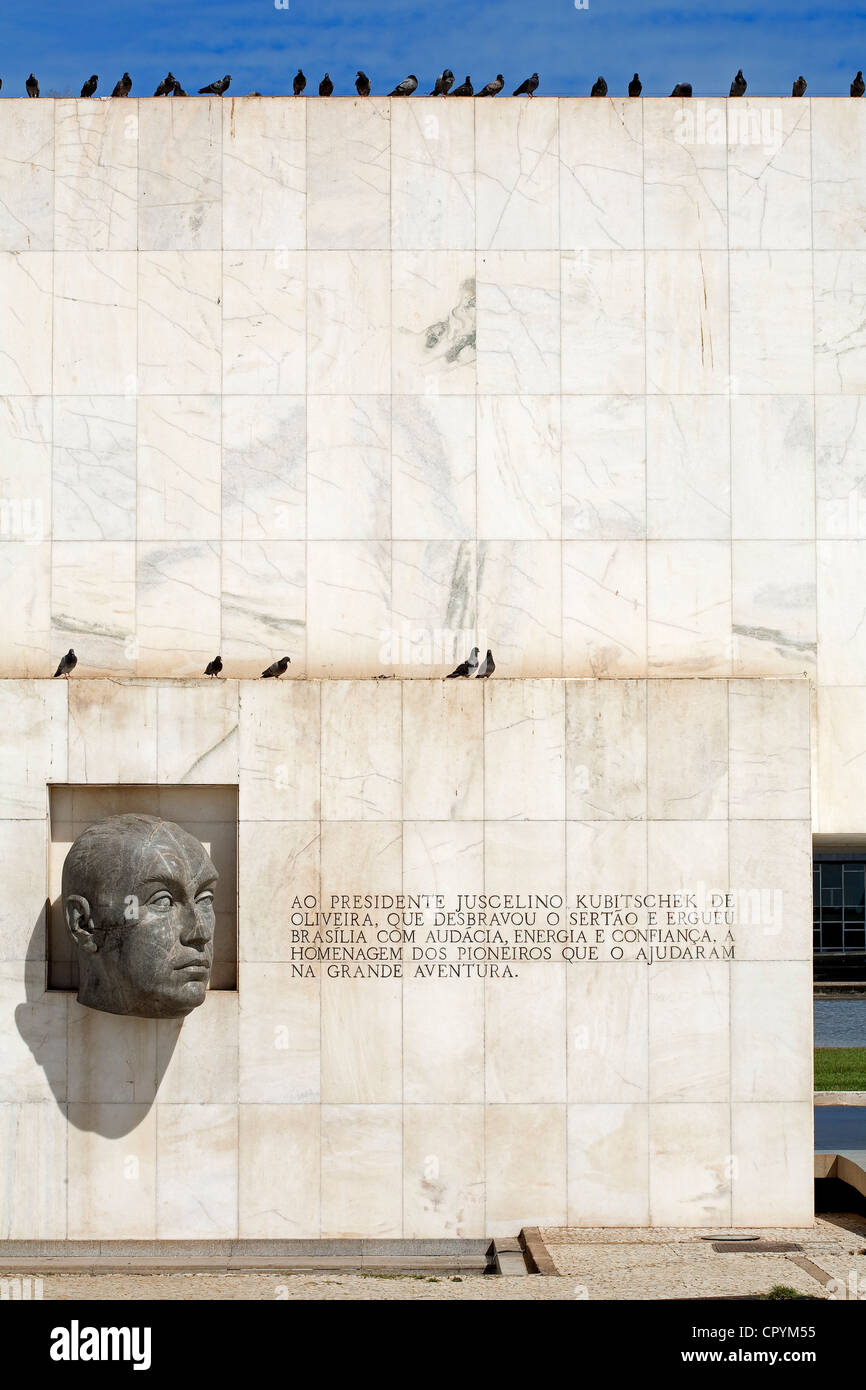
539;1216;866;1246
535;1215;866;1300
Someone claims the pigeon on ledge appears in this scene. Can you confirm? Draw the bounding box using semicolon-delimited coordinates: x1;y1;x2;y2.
199;75;230;95
446;648;479;679
478;74;504;97
389;74;418;96
475;649;495;679
261;656;291;678
430;69;454;96
513;73;539;97
53;649;77;679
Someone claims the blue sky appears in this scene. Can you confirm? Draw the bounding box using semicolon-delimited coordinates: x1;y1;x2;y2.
0;0;864;98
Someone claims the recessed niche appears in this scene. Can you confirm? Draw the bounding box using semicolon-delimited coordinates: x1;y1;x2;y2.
47;785;238;991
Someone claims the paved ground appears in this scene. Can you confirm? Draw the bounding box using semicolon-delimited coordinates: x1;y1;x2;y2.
6;1213;865;1300
22;1272;574;1300
538;1214;866;1301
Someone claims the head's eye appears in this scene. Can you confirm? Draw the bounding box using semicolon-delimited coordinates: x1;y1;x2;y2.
147;891;173;908
195;890;215;907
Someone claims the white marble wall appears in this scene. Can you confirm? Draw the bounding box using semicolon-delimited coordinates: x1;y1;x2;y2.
0;677;813;1236
0;98;852;701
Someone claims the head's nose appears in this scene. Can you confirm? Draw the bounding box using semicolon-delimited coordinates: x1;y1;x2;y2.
179;898;215;947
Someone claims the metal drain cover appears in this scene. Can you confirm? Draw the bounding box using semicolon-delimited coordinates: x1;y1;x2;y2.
711;1241;803;1254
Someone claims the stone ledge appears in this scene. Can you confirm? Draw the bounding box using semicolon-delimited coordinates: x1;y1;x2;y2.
814;1091;866;1106
0;1237;488;1258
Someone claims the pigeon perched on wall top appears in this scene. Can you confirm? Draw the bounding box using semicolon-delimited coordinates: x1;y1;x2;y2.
475;649;495;679
26;73;39;97
852;71;865;97
431;69;454;96
204;655;223;678
628;73;642;97
478;74;504;97
670;82;693;97
261;656;291;678
154;72;175;96
199;74;230;95
446;648;479;679
513;73;539;97
729;68;747;97
452;75;473;96
319;73;333;96
293;69;306;96
792;76;807;97
355;71;371;96
80;74;98;98
389;74;418;96
53;649;77;679
112;72;132;97
172;80;188;96
591;76;608;96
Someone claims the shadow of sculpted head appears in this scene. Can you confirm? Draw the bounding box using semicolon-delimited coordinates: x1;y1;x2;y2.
61;814;218;1019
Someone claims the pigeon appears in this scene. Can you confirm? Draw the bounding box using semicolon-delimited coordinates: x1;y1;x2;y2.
389;74;418;96
670;82;693;97
792;76;807;97
261;656;291;678
451;76;473;97
628;73;642;97
53;649;77;679
199;74;230;96
591;76;608;97
80;74;98;98
154;72;175;96
26;73;39;98
172;80;188;96
293;68;306;96
475;649;495;679
430;69;454;96
852;71;865;98
355;71;371;96
729;68;747;97
319;73;333;96
204;655;223;678
446;648;479;679
478;74;504;97
112;72;132;97
513;73;539;97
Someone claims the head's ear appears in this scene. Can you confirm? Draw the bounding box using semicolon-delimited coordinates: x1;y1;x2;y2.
65;895;98;953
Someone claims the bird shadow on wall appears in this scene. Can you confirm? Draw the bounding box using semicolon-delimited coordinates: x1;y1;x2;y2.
15;902;181;1137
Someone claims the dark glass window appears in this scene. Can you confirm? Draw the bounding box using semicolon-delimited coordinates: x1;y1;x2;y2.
814;859;866;955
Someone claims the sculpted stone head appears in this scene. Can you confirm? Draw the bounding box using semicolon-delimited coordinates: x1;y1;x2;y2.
62;814;218;1019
